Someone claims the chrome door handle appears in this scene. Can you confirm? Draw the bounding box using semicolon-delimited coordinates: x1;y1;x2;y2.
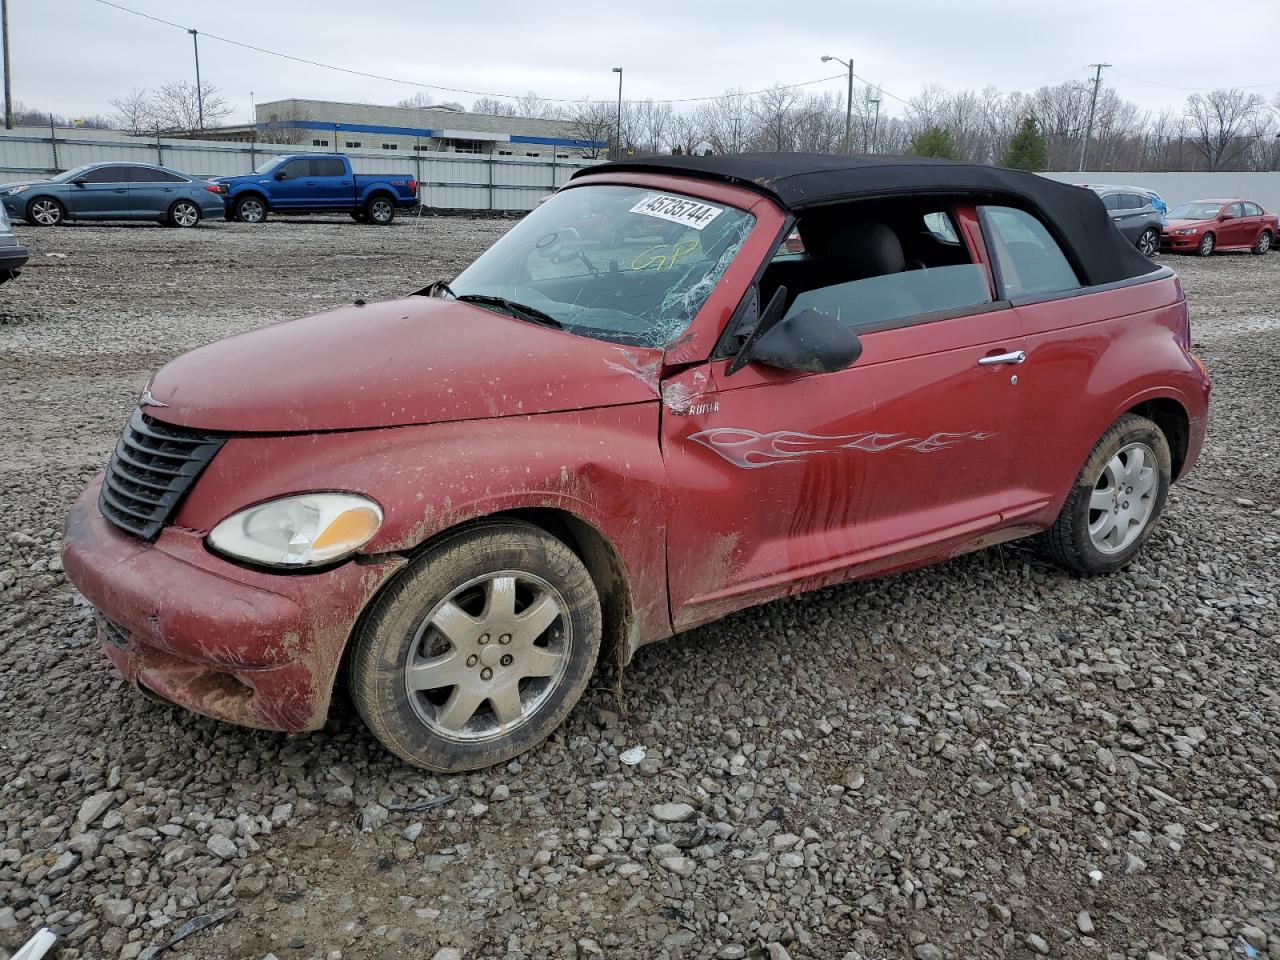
978;350;1026;366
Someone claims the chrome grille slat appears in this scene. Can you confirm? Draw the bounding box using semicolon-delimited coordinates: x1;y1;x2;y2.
98;409;227;541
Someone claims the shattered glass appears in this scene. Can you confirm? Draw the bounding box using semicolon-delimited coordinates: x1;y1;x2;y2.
445;185;757;348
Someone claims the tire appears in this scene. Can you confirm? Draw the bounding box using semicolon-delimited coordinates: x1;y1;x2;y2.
1043;413;1171;575
26;196;65;227
1252;230;1272;256
234;195;267;224
1196;232;1215;257
364;194;395;225
349;210;366;222
347;521;602;771
1136;227;1160;258
167;200;201;228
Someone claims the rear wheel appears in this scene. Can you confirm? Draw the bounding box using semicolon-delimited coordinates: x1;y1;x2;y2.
167;200;201;228
364;195;395;225
234;195;267;224
27;197;64;226
347;521;602;771
1043;414;1171;575
1197;232;1215;257
1136;227;1160;257
1252;230;1272;256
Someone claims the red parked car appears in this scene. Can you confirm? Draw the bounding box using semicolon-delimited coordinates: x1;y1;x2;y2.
1161;198;1276;256
63;154;1210;771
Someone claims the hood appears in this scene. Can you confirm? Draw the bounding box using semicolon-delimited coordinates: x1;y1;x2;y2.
143;297;665;433
1164;218;1207;230
1;179;52;192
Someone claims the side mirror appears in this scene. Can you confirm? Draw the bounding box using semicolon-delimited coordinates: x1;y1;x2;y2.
71;178;87;186
748;308;863;374
1218;210;1233;221
274;170;288;181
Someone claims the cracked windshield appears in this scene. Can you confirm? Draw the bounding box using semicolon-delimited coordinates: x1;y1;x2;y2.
446;184;756;347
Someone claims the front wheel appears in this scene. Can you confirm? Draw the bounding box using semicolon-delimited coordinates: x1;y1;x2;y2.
234;195;267;224
167;200;201;228
1042;414;1171;575
347;521;602;771
364;195;395;225
1252;230;1272;256
1197;232;1216;257
1136;227;1160;257
27;197;64;226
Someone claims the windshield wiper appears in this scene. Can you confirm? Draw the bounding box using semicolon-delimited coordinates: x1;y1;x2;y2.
455;294;563;329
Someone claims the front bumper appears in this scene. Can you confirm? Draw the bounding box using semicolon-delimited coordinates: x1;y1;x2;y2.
62;477;405;732
1161;233;1201;251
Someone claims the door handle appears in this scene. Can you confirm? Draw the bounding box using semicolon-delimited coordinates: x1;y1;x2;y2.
978;350;1026;366
1112;216;1122;221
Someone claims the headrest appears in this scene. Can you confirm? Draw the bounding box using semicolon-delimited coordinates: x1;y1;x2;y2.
799;219;906;280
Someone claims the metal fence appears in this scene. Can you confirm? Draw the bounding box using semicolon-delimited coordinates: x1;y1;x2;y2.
0;126;603;211
1042;171;1280;211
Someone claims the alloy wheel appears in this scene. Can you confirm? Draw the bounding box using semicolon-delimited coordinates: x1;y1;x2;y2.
30;199;62;226
1088;442;1158;555
403;570;570;742
1137;229;1159;257
1259;233;1272;254
1198;234;1215;256
239;199;264;223
371;199;393;223
173;202;199;227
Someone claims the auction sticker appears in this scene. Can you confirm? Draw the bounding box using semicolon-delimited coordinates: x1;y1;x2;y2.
630;193;724;230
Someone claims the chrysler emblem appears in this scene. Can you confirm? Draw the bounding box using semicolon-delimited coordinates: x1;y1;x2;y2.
139;386;168;408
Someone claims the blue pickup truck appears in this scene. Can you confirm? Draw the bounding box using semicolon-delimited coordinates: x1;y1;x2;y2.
215;155;419;225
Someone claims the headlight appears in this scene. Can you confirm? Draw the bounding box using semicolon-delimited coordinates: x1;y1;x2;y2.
208;493;383;568
1173;228;1197;236
3;186;28;196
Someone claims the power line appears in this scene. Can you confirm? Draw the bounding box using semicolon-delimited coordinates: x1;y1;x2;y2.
87;0;844;106
1111;68;1280;92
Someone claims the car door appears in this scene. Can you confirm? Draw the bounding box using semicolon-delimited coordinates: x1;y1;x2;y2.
268;158;313;210
1241;202;1264;246
1222;202;1247;247
66;165;132;218
307;157;352;207
128;166;187;219
662;205;1029;631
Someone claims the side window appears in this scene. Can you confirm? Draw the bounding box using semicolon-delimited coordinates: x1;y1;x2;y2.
311;158;346;177
1101;193;1121;211
79;166;130;184
1118;193;1144;210
280;159;310;180
1226;203;1244;218
981;206;1080;299
129;167;185;183
779;207;994;333
1242;202;1260;217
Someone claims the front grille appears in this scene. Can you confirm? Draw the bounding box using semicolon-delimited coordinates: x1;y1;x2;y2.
99;408;226;541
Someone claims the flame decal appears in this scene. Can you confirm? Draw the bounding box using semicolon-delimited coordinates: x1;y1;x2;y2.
687;427;994;469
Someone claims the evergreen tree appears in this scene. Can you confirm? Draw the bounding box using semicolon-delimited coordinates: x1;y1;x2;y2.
908;126;961;160
1001;117;1049;171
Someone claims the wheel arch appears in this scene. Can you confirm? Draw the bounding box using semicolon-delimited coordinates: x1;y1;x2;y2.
233;190;269;211
1125;395;1190;480
167;197;202;223
26;194;67;222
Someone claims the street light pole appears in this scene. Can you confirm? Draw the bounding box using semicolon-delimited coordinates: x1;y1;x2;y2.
611;67;623;160
822;55;853;155
868;96;881;153
2;0;13;130
188;28;204;135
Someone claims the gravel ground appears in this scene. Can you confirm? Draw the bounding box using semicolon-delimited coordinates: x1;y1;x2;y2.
1;217;1277;960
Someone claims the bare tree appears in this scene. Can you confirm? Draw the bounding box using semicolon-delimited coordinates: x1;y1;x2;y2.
109;88;153;135
397;92;434;109
667;110;707;156
471;96;518;117
1185;88;1269;171
749;84;801;151
566;100;615;159
148;81;231;134
695;89;750;154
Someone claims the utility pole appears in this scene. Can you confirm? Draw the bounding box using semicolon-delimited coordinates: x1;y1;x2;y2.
2;0;12;130
822;55;854;154
1078;62;1110;172
867;94;881;153
188;28;204;135
611;67;623;160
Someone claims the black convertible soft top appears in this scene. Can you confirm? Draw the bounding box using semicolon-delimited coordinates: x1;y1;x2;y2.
574;152;1159;288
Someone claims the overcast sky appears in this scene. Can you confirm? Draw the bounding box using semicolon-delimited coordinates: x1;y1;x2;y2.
11;0;1280;123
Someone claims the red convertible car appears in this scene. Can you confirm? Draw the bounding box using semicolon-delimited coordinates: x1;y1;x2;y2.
63;154;1210;771
1161;198;1276;256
